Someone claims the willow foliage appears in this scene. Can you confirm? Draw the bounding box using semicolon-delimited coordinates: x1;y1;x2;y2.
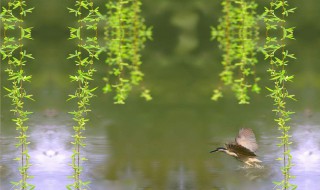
103;0;152;104
1;0;35;189
67;0;101;189
263;0;297;189
211;0;260;104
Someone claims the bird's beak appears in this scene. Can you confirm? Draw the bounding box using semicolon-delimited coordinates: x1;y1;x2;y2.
210;149;218;153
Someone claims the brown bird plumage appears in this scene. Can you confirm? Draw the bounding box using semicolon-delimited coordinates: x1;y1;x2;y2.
210;128;262;167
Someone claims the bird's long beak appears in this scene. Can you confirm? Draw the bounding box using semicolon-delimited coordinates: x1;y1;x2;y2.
210;147;226;153
210;149;218;153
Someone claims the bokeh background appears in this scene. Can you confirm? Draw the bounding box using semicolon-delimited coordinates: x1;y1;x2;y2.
1;0;320;189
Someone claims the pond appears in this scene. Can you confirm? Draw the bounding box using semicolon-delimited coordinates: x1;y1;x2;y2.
1;94;320;189
1;0;320;189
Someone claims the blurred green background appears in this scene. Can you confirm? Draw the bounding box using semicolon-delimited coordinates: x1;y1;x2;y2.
6;0;318;108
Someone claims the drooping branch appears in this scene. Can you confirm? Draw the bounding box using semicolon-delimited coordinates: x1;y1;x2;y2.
103;0;152;104
1;0;35;189
67;0;101;189
263;0;296;189
211;0;260;104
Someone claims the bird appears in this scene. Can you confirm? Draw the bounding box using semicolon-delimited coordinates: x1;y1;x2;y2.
210;128;262;167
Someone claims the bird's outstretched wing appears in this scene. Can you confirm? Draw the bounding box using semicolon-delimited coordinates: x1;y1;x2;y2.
226;143;256;157
235;128;258;152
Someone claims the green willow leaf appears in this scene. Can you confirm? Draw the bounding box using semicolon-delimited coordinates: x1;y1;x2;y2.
103;0;152;103
67;1;101;189
264;0;296;188
211;0;260;103
1;0;34;188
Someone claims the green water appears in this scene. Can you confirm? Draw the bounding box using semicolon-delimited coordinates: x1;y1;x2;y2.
1;0;320;189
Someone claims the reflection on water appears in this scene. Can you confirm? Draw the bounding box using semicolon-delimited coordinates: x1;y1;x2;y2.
258;114;320;190
2;107;320;189
291;124;320;190
0;119;74;189
0;111;110;189
169;165;197;190
29;124;72;190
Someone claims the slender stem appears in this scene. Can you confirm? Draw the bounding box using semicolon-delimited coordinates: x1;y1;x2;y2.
132;0;139;67
77;2;82;189
225;0;231;68
19;0;26;188
240;0;246;78
281;0;288;187
118;0;124;79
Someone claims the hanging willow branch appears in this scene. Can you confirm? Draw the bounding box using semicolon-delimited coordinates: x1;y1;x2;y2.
103;0;152;104
67;0;101;189
263;0;297;189
211;0;260;104
0;0;35;189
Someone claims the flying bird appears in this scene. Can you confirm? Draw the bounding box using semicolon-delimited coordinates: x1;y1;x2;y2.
210;128;262;167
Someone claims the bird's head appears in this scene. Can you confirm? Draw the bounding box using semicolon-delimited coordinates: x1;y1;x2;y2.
210;147;227;153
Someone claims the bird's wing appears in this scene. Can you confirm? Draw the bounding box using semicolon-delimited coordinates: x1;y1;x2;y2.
235;128;258;152
226;143;256;157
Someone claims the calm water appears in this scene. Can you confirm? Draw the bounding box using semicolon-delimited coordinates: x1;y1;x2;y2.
2;97;320;189
1;0;320;189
